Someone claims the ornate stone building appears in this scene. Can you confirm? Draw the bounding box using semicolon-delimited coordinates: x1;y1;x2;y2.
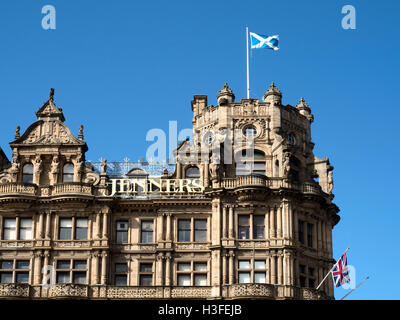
0;84;339;299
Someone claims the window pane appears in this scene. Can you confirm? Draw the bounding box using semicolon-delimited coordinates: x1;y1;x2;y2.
308;278;315;288
73;272;86;284
20;218;32;228
299;265;306;274
57;260;70;269
73;260;87;269
238;227;249;240
140;275;153;286
3;229;16;240
238;260;250;269
308;267;315;276
141;231;153;243
76;219;88;228
194;263;207;271
60;218;72;228
238;215;249;226
0;272;13;283
194;220;207;230
59;228;72;240
115;263;128;273
178;230;190;242
117;231;128;244
186;167;200;178
238;216;250;239
75;228;88;240
115;275;127;286
178;275;191;286
1;261;13;269
17;261;30;269
16;272;29;283
141;221;153;231
57;272;70;284
4;218;16;228
20;229;32;240
238;272;250;284
254;260;266;270
140;263;152;273
254;272;266;283
178;220;190;229
194;230;206;242
178;263;191;271
194;274;207;286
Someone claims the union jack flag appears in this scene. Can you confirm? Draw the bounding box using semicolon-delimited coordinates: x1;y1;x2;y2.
332;252;350;288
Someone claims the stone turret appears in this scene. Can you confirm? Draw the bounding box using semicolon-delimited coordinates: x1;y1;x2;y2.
217;83;235;106
296;97;314;123
263;82;282;105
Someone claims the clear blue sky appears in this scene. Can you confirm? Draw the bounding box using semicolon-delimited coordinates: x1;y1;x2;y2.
0;0;399;299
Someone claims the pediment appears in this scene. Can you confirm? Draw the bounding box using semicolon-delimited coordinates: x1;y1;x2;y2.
10;120;85;146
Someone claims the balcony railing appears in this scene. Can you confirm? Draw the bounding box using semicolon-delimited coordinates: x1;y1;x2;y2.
0;183;36;195
52;183;92;196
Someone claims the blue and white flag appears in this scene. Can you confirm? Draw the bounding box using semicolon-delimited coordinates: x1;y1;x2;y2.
249;32;279;51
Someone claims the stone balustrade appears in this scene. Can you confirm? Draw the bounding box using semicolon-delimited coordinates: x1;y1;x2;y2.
52;183;92;195
0;183;36;195
0;283;331;299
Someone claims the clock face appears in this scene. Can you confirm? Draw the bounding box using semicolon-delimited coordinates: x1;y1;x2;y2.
203;132;214;145
288;134;296;145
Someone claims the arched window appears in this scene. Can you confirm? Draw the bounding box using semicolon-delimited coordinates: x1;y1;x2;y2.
22;163;33;183
185;166;200;179
63;163;74;182
236;150;266;176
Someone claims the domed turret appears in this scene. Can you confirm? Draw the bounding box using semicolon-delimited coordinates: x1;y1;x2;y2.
217;83;235;106
296;97;314;122
263;82;282;105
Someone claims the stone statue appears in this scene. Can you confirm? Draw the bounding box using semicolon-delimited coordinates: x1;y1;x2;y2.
283;153;291;178
328;171;334;194
15;126;20;140
33;155;42;185
49;155;60;185
210;154;220;180
74;156;84;182
100;159;108;175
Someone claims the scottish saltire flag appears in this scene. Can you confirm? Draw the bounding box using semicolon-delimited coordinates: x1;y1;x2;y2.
249;32;279;51
332;252;351;288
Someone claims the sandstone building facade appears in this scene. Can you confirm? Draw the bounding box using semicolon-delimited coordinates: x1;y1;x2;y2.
0;84;340;299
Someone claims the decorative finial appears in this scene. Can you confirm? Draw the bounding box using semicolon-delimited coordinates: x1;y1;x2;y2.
300;97;305;103
15;126;20;139
224;82;228;89
78;125;84;140
270;82;275;88
49;88;55;101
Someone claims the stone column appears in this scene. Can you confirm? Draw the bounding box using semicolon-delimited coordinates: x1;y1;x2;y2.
102;212;108;239
265;209;269;239
38;213;44;239
288;202;293;239
176;162;182;179
271;254;276;284
222;253;227;285
165;253;171;286
33;251;43;285
277;206;282;238
228;206;234;239
166;214;171;241
269;207;275;238
156;253;164;286
158;214;164;242
293;210;298;240
228;251;234;284
277;254;283;284
45;212;51;239
92;251;99;284
222;206;227;239
317;220;322;251
204;163;209;187
326;223;332;256
95;213;101;240
266;254;271;283
101;251;108;285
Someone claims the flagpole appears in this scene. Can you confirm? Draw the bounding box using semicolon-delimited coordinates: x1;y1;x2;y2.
246;26;250;99
340;277;370;300
316;247;350;290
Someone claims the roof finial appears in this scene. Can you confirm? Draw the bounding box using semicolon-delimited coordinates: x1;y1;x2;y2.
15;126;20;140
78;125;84;140
49;88;55;101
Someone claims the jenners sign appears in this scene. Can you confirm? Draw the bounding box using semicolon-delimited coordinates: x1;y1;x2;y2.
109;178;204;197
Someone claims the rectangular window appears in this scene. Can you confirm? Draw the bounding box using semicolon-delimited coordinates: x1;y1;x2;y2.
298;264;316;288
59;218;72;240
56;259;87;284
178;220;191;242
19;218;32;240
194;219;207;242
115;263;128;286
253;216;265;239
75;218;88;240
238;260;266;284
178;274;191;286
73;272;86;284
177;261;208;286
0;260;31;284
194;274;207;286
238;260;251;284
139;263;153;286
3;218;16;240
307;223;313;248
141;221;153;243
57;272;70;284
298;220;304;244
238;215;250;240
116;220;128;244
